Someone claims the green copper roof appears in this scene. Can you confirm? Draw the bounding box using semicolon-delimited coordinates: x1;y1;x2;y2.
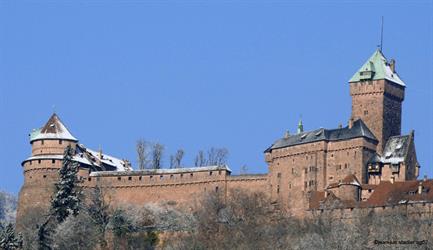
29;128;41;141
349;49;405;86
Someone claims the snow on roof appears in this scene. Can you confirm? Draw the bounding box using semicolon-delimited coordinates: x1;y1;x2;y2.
30;114;77;142
84;147;130;171
90;165;232;177
21;145;131;172
21;154;92;166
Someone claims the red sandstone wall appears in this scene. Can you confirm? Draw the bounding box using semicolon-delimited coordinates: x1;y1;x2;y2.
80;171;268;211
350;79;404;153
266;137;377;216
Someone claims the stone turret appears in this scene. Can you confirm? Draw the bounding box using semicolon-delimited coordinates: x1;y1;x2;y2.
16;114;78;231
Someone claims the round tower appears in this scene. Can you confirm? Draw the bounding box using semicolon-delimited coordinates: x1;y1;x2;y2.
16;114;78;232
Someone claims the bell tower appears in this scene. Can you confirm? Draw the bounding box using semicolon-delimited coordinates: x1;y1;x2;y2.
349;49;405;154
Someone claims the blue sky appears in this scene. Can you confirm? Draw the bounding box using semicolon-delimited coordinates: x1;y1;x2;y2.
0;0;432;194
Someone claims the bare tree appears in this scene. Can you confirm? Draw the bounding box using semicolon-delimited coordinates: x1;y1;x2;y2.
173;149;184;168
136;139;150;170
240;165;248;174
170;149;185;169
207;147;229;166
151;143;164;169
169;155;175;169
194;150;206;167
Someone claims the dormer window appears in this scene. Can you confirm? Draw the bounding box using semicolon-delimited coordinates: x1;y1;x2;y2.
391;164;400;173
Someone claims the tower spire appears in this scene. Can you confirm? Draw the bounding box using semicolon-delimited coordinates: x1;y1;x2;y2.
297;117;304;134
380;16;384;52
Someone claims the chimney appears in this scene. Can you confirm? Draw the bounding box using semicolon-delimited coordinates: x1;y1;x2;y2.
418;182;423;194
348;118;354;129
98;145;103;159
389;59;396;73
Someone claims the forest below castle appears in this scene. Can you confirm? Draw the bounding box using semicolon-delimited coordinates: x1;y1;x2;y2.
1;146;433;250
2;187;433;250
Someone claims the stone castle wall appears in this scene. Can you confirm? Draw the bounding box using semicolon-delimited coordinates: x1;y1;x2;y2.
265;137;377;216
81;170;267;210
350;79;404;153
307;202;433;221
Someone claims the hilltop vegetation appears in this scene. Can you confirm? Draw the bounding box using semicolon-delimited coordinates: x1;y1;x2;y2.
0;191;17;225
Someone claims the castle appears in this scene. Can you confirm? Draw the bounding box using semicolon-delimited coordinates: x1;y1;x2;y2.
16;49;432;229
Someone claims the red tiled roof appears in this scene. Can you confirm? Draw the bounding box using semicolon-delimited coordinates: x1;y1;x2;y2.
341;174;360;186
309;179;433;210
327;174;361;189
308;191;325;209
362;180;433;207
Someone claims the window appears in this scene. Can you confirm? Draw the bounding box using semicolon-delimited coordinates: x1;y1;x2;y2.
368;189;372;193
218;170;221;175
139;176;142;181
41;140;44;145
209;171;213;176
43;175;47;178
170;175;174;179
344;164;347;169
292;168;294;174
364;110;368;115
215;186;219;192
277;185;280;193
118;177;121;181
52;159;55;164
38;160;41;164
304;168;308;174
88;178;92;181
150;175;153;179
277;173;281;178
289;183;292;189
160;175;163;179
180;174;183;178
190;173;193;177
128;177;132;181
29;161;32;165
59;140;63;145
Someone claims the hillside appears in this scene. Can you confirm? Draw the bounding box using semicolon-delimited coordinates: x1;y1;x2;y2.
0;191;17;224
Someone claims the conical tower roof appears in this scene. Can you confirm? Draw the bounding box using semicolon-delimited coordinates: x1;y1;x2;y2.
30;113;78;142
349;49;405;86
